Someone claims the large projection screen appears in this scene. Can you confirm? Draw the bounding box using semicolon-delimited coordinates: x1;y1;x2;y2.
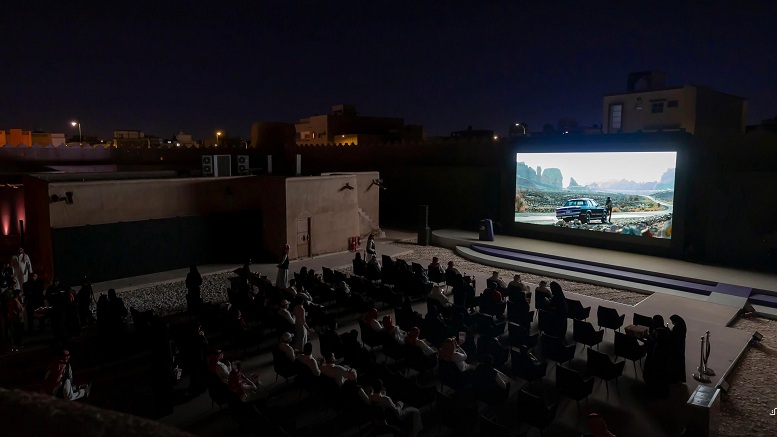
515;151;676;242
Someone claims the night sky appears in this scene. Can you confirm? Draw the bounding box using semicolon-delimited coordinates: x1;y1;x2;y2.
3;1;776;141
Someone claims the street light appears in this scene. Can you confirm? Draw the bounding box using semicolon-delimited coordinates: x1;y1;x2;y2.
70;120;82;144
514;123;526;135
216;131;222;147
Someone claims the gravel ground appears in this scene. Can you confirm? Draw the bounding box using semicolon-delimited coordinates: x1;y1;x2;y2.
115;239;776;435
720;315;777;437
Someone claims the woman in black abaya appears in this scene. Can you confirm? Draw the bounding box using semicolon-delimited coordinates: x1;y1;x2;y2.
669;314;687;383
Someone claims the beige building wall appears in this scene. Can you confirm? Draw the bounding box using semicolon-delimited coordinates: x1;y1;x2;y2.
285;172;380;259
46;176;268;228
603;85;745;135
603;87;696;134
296;115;329;144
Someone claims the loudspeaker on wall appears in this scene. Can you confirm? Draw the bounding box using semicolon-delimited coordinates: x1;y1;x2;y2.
237;155;249;175
202;155;213;176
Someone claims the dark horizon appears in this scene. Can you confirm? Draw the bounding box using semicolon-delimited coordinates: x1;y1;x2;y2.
2;1;776;141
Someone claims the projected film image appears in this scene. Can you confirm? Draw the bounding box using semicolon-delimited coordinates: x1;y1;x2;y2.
515;152;676;239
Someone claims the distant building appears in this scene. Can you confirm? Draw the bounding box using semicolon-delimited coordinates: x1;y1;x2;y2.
746;117;777;136
0;129;66;146
450;126;497;140
113;130;150;147
171;132;197;148
295;104;424;145
602;71;746;135
250;122;295;154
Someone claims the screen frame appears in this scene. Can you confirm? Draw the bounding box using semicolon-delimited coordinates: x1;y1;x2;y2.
505;132;690;259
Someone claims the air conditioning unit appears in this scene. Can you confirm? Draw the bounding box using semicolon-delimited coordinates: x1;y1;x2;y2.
237;155;249;175
201;155;213;176
214;154;231;177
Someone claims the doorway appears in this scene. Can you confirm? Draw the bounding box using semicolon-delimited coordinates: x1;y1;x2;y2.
296;217;311;258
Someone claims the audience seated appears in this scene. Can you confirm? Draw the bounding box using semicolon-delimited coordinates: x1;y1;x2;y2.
383;315;406;344
488;271;508;290
321;352;357;386
228;360;267;402
548;281;569;317
277;299;295;331
535;281;552;310
440;337;475;372
507;274;530;293
207;349;232;384
362;308;384;332
481;285;504;306
278;332;297;361
405;327;438;356
471;354;509;402
452;275;477;308
297;342;321;376
368;378;423;437
428;257;445;275
446;261;462;277
428;285;452;308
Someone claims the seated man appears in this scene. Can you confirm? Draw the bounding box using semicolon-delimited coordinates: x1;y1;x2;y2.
453;276;476;308
534;280;552;309
508;274;530;293
320;352;357;386
42;350;92;401
383;315;407;344
296;342;321;376
472;354;509;398
446;261;462;277
278;332;297;361
481;286;504;305
207;349;233;383
428;285;452;308
406;327;438;356
362;308;384;332
489;271;508;290
368;379;423;437
428;257;445;275
439;337;475;372
228;360;267;402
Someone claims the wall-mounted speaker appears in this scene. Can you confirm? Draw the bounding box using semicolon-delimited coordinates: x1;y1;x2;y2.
202;155;214;176
237;155;249;175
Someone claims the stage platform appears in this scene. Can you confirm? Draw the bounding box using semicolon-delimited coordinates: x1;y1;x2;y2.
432;229;762;395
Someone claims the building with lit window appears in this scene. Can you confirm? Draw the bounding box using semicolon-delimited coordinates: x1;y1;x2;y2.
602;71;746;135
295;104;424;145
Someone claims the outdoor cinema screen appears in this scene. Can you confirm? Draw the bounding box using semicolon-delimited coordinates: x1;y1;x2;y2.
515;151;676;239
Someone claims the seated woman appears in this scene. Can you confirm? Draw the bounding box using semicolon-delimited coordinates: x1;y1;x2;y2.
548;281;568;316
428;285;452;308
383;315;407;344
439;337;475;372
228;360;267;402
405;327;437;356
362;308;384;332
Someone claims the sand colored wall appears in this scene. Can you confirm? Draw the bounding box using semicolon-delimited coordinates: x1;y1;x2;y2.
285;174;362;259
47;176;269;228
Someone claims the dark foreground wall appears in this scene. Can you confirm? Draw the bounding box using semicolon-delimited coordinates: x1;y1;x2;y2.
51;210;263;284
